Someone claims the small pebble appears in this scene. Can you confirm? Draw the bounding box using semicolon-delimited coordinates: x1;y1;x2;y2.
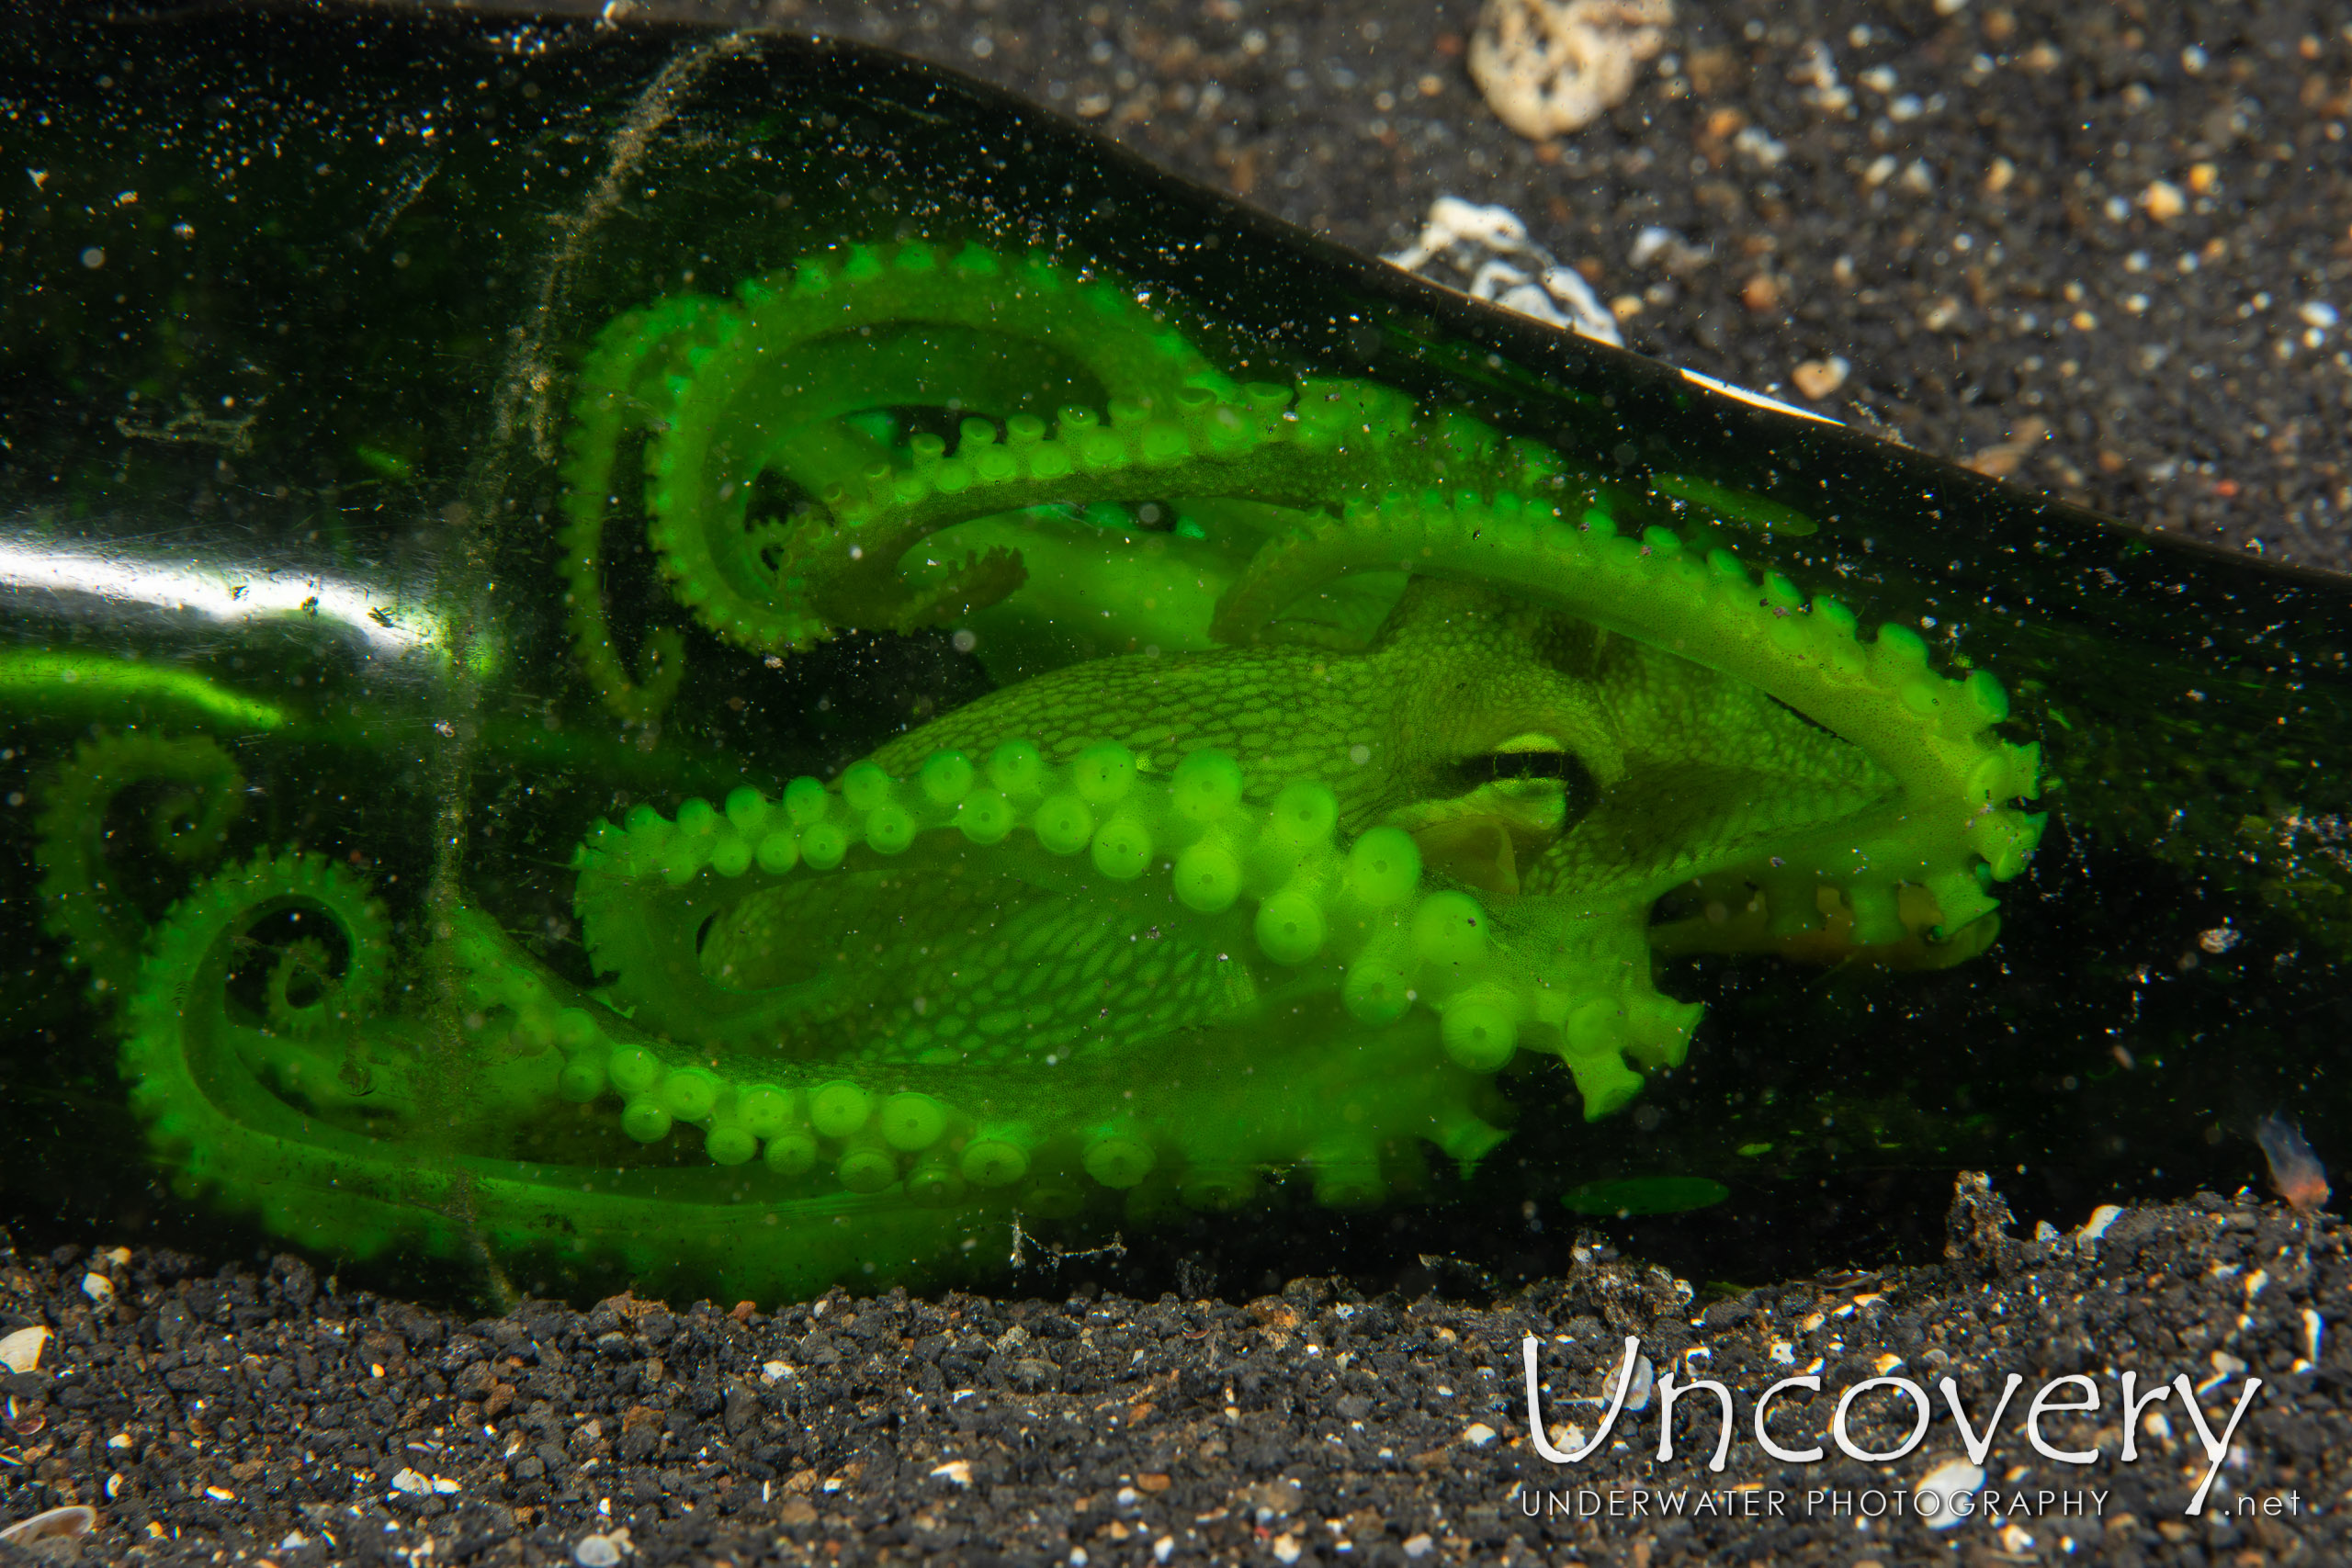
0;1326;49;1373
574;1534;624;1568
1792;356;1849;399
1916;1456;1986;1530
1625;1354;1657;1412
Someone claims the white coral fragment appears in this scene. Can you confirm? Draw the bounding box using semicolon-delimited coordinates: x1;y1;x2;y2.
1385;197;1623;345
1469;0;1674;139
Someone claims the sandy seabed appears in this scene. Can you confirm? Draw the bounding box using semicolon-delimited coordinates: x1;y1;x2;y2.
0;1180;2344;1565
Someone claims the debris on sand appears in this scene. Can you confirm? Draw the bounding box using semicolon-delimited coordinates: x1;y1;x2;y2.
0;1506;96;1549
1964;416;2050;480
1469;0;1673;139
1914;1456;1986;1531
1385;195;1622;344
1791;356;1850;400
2256;1111;2331;1216
0;1324;49;1373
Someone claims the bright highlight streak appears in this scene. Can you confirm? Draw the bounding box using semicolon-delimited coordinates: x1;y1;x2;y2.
1679;367;1846;427
0;536;442;659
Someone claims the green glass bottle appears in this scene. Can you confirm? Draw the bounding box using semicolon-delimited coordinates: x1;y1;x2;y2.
1;12;2343;1298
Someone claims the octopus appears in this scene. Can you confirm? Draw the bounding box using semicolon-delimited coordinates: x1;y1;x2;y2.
17;48;2048;1300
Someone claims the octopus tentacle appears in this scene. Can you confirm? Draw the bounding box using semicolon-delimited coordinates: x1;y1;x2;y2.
557;298;730;724
124;852;398;1117
118;836;1499;1295
34;732;245;1000
562;241;1595;701
564;742;1543;1194
118;856;994;1292
118;852;414;1255
782;378;1573;642
1211;500;2046;945
263;938;343;1037
560;243;1246;710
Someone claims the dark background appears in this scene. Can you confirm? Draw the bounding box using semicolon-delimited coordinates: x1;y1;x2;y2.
488;0;2352;567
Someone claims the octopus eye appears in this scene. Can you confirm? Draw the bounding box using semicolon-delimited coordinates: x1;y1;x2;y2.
1453;738;1596;814
1406;739;1599;897
1472;749;1584;784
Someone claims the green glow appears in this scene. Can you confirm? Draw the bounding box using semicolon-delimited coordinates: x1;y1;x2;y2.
355;444;414;480
1651;471;1819;536
0;650;286;731
31;241;2043;1298
1561;1177;1732;1216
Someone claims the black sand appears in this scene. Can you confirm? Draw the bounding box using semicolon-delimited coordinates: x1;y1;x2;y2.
0;1180;2344;1565
770;0;2352;567
5;0;2350;1561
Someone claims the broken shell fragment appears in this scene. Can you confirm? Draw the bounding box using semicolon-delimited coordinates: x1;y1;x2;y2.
0;1325;48;1374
